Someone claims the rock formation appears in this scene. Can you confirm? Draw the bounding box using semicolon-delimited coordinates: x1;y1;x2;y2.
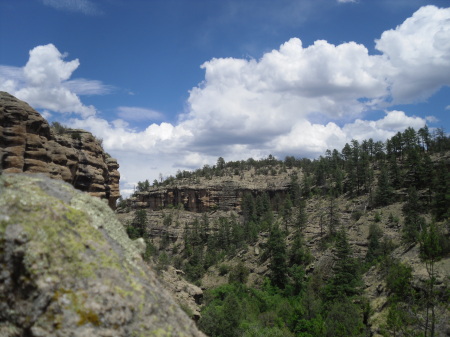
0;174;205;337
128;179;290;212
0;92;120;208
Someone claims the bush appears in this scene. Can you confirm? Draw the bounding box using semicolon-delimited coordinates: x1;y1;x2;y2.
71;132;82;141
351;210;363;221
218;264;230;276
374;212;382;223
386;261;412;301
229;262;249;284
51;121;68;134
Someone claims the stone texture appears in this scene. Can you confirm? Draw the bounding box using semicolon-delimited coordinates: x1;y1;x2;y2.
128;180;289;213
0;92;120;208
0;174;205;337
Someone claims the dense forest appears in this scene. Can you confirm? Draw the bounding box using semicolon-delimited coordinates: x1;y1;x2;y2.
124;126;450;337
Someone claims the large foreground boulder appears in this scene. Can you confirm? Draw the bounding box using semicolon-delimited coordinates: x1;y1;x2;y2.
0;174;205;337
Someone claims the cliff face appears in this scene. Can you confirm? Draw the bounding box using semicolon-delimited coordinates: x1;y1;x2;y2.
0;174;205;336
0;91;120;208
130;183;289;212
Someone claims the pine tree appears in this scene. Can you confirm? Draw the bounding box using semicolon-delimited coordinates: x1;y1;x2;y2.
282;194;293;231
266;224;288;289
127;209;147;239
419;223;443;337
375;166;393;206
327;193;339;237
294;198;308;231
365;223;383;264
432;162;450;221
289;231;312;267
324;228;361;301
402;186;426;244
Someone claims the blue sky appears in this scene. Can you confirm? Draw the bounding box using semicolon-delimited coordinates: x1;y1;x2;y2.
1;0;449;196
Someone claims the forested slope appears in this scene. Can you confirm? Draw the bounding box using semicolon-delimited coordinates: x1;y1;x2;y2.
120;126;450;337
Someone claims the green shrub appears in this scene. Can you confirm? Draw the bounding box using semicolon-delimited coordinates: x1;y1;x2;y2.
374;212;382;222
351;210;363;221
219;264;230;276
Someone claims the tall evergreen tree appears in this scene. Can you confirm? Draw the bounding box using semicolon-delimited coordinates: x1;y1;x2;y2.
327;193;339;237
294;198;308;231
403;186;426;244
324;228;361;301
365;223;383;264
375;166;393;206
419;223;443;337
289;231;312;267
432;162;450;221
266;224;288;289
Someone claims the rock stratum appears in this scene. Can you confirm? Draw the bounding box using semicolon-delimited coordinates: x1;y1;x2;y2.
0;92;120;208
0;174;205;337
128;178;290;213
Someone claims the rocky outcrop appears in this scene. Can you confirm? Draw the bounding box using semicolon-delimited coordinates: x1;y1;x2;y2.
0;92;120;208
0;174;205;337
128;180;289;213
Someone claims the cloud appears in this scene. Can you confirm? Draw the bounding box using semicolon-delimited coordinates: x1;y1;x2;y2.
337;0;358;3
40;0;102;15
64;79;114;95
116;107;164;122
375;5;450;103
1;6;447;196
426;116;439;123
0;44;110;118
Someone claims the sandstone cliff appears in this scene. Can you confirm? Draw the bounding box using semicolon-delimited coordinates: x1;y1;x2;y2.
0;174;205;337
127;176;291;213
0;92;120;208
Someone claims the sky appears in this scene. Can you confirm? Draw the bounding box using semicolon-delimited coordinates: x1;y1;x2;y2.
1;0;449;197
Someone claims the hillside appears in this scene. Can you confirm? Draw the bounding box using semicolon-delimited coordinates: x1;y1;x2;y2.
119;128;450;337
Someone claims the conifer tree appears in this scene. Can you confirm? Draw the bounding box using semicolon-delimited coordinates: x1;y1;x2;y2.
419;223;443;337
295;198;308;231
289;231;312;267
324;228;361;301
432;162;450;221
282;194;293;231
365;223;383;264
327;192;339;237
266;224;288;289
375;166;393;206
402;186;426;244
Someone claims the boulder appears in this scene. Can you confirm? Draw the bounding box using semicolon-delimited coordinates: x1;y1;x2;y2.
0;174;205;337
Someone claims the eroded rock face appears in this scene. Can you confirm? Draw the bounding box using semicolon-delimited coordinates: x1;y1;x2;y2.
0;174;205;337
129;181;289;213
0;92;120;208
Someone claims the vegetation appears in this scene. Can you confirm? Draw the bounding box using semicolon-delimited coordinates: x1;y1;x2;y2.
124;126;450;336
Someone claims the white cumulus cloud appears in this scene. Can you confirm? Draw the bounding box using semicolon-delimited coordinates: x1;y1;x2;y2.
1;5;447;196
0;44;112;118
375;5;450;103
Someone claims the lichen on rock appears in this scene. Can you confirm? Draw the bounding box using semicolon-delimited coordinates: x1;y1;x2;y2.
0;173;205;337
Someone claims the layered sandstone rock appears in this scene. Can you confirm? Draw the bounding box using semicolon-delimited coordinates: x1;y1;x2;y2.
127;180;290;213
0;91;120;208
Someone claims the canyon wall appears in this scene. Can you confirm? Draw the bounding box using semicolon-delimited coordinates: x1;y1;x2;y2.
0;91;120;208
128;180;290;213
